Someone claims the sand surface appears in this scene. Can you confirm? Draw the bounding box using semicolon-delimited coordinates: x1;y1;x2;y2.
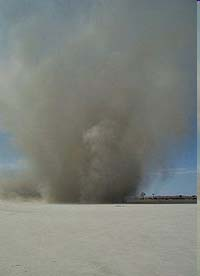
0;202;196;276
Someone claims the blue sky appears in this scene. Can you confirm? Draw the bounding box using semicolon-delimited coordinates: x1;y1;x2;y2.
0;0;197;196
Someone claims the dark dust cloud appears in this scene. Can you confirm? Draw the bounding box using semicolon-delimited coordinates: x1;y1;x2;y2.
0;0;196;202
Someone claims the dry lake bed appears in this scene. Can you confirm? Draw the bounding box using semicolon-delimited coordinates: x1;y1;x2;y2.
0;201;197;276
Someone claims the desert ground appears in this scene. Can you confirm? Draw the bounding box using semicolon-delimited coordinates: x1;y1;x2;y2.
0;201;196;276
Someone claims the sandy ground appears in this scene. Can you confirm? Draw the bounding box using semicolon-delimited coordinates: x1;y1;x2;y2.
0;201;196;276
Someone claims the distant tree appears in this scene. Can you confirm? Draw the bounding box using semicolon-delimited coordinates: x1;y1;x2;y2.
140;192;146;199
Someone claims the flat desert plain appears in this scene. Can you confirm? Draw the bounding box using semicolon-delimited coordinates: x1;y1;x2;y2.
0;201;197;276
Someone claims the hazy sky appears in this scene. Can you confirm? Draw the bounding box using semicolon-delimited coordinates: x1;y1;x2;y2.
0;0;196;196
